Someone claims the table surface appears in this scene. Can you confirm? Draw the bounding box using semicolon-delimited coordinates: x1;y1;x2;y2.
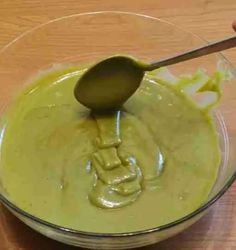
0;1;236;249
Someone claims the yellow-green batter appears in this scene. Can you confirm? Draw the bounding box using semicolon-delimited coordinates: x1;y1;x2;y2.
0;65;223;233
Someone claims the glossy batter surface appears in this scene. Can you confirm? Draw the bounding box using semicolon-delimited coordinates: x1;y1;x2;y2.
0;66;221;233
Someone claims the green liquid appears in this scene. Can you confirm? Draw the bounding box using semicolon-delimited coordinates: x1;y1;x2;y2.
0;66;220;233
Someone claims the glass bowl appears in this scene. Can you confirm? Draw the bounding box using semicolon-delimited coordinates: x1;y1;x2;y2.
0;11;236;250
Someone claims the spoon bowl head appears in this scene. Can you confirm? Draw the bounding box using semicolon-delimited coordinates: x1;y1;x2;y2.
74;55;144;111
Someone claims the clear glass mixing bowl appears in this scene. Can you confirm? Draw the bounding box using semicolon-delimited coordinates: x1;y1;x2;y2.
0;11;235;250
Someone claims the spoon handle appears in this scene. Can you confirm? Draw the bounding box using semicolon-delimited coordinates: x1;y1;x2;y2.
147;35;236;71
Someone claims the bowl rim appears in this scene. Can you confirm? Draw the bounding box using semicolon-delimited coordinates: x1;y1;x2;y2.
0;10;236;238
